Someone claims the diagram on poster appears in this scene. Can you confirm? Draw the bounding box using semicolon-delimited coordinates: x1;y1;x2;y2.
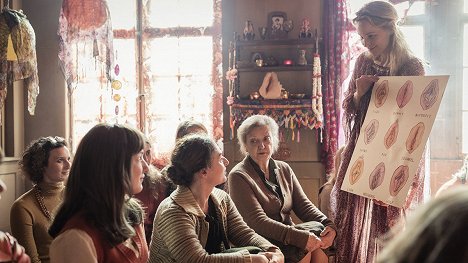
341;75;449;208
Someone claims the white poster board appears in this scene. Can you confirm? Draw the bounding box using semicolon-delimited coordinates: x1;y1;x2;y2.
341;75;449;208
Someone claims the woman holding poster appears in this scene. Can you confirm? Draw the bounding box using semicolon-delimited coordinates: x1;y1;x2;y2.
330;1;425;262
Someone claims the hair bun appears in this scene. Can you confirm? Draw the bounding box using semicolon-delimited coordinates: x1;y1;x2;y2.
166;164;190;186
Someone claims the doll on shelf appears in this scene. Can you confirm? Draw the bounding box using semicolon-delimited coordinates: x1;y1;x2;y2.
299;18;312;38
243;20;255;40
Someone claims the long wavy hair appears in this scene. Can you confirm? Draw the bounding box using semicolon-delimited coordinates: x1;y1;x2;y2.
49;123;145;246
353;1;420;75
378;188;468;263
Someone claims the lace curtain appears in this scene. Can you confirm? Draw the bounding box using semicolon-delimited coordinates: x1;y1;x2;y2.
58;0;223;156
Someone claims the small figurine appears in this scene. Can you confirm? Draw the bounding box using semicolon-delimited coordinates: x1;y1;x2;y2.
243;20;255;40
258;27;267;40
299;18;312;38
297;49;307;65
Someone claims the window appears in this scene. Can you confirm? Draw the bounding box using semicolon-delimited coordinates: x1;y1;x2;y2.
71;0;222;162
347;0;465;195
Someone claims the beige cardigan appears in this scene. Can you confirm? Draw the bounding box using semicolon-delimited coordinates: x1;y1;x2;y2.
149;185;277;263
228;157;335;250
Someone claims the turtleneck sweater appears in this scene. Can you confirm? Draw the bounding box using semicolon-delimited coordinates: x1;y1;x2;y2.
10;181;65;263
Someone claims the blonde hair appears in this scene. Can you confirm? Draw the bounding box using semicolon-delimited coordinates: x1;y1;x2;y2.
353;1;419;75
329;146;345;185
377;188;468;263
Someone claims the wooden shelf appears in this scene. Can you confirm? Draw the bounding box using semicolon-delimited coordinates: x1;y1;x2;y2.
237;65;312;72
235;39;315;47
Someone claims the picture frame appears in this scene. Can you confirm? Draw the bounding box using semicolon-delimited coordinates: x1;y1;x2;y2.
267;11;288;40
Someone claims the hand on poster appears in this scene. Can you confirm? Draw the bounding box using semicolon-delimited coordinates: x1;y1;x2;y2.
342;75;449;208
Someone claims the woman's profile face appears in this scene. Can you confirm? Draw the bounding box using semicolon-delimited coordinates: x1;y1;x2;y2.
143;142;153;165
205;145;229;187
131;150;149;194
0;179;6;199
357;20;391;60
245;125;273;164
43;146;71;184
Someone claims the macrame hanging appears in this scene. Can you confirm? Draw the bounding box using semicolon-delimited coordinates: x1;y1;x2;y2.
58;0;113;90
0;5;39;124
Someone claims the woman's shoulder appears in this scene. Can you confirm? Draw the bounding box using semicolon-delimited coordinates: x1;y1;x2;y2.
228;158;249;173
11;189;35;209
399;56;425;76
272;159;293;172
211;187;229;201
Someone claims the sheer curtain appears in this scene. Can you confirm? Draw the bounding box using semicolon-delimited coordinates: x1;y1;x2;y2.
59;0;223;157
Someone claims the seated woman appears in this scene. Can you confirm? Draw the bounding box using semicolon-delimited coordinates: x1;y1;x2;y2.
175;120;208;140
149;134;284;263
227;115;336;263
134;139;172;244
10;136;70;263
49;124;149;262
378;187;468;263
0;147;30;263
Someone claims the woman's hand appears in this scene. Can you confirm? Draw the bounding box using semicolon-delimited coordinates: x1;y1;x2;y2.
261;248;284;263
372;199;389;207
305;233;324;252
319;226;337;249
354;75;379;105
251;254;270;263
0;232;30;263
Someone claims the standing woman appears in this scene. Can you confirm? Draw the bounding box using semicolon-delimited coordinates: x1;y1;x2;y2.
228;115;336;263
49;124;149;263
331;1;425;262
10;136;70;263
149;134;283;263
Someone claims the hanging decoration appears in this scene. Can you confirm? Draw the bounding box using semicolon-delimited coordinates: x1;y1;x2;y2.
230;99;322;142
0;6;39;125
311;31;324;139
111;51;125;124
58;0;113;91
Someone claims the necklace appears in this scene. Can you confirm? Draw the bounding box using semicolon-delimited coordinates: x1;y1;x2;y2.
34;185;53;221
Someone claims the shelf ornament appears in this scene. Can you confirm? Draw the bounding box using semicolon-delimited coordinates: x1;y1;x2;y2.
311;29;323;141
312;53;323;128
226;41;237;138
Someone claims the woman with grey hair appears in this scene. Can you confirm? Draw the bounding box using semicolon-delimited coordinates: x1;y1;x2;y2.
11;136;71;263
227;115;336;263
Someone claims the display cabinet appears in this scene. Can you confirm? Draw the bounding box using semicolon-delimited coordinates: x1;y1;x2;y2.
226;37;324;157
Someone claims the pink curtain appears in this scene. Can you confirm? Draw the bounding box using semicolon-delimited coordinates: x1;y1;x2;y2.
321;0;350;174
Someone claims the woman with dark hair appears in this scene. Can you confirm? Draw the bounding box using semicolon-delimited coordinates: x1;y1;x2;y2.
48;124;149;263
175;120;208;141
149;134;284;263
11;136;70;263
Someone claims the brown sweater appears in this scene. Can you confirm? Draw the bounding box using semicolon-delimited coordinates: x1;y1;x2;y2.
228;157;335;250
10;182;64;263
